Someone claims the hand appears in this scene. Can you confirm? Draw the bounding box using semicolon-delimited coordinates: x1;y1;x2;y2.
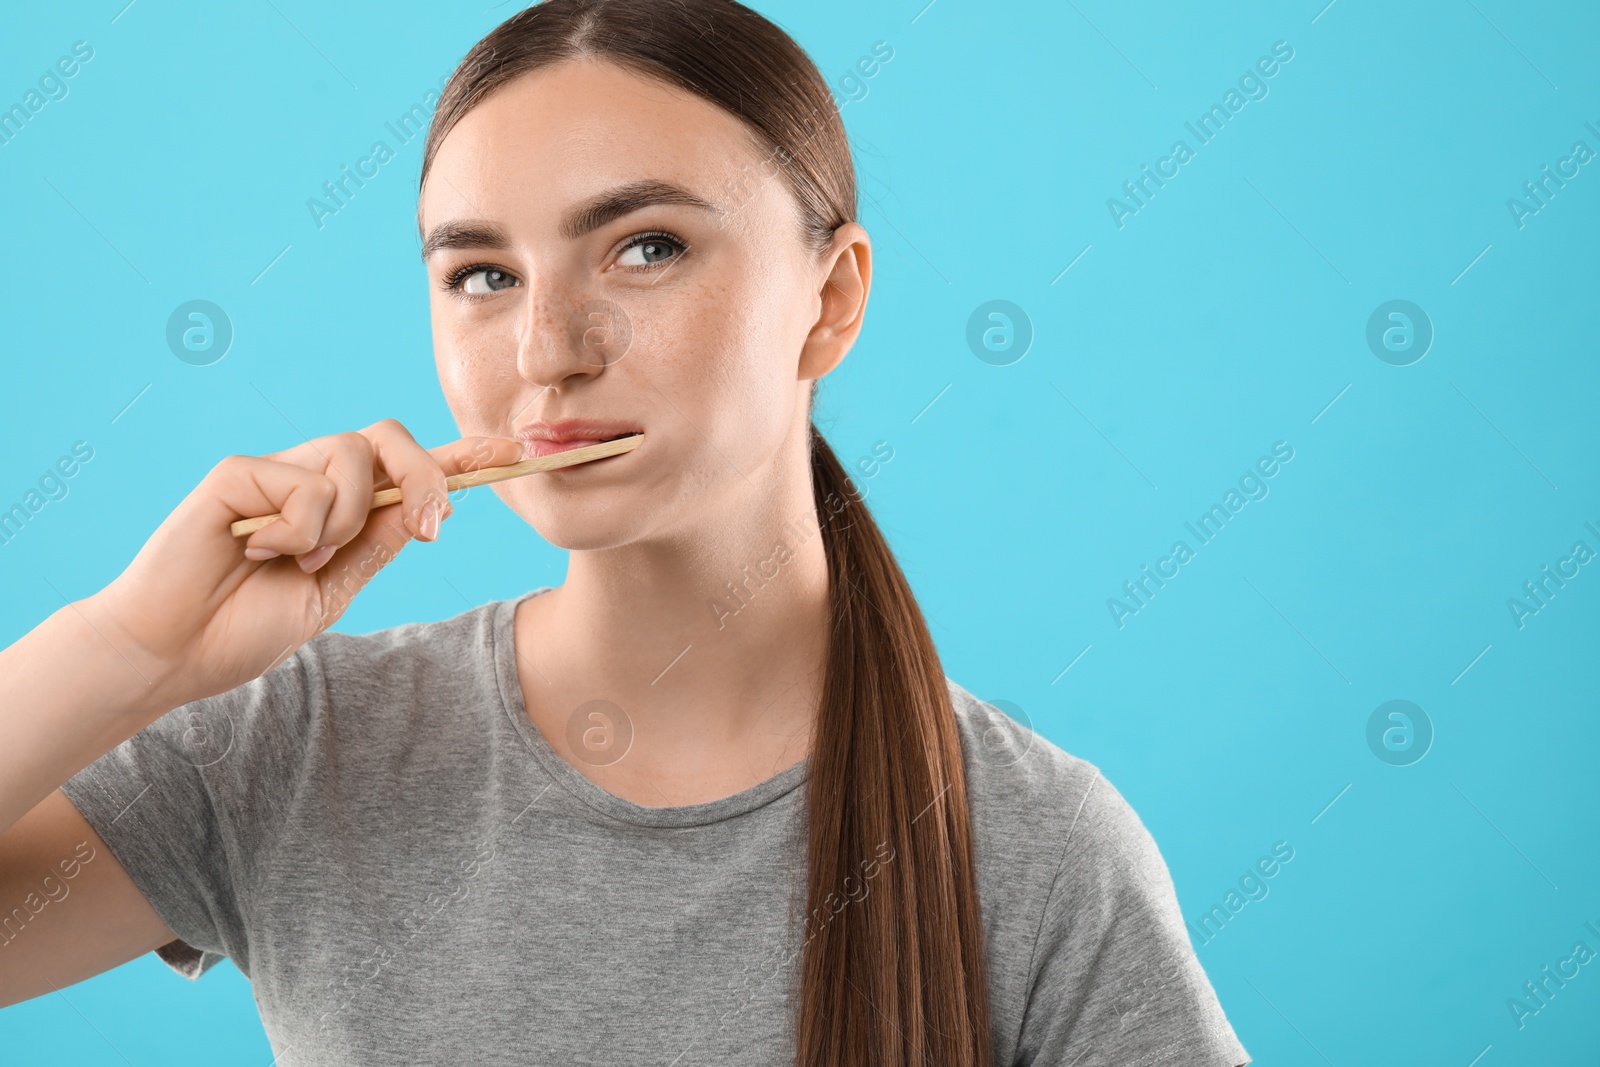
82;418;524;712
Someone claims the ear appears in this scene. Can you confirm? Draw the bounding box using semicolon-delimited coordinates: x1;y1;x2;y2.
797;222;871;381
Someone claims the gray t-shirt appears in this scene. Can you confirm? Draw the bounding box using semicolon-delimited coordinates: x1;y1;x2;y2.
62;586;1249;1066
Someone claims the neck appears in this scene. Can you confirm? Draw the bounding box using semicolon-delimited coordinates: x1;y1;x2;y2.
514;448;831;804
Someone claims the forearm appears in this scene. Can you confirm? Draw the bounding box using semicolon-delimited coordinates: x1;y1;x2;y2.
0;597;180;834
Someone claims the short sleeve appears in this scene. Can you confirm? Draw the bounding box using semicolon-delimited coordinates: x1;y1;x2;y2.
1016;771;1250;1067
59;644;319;981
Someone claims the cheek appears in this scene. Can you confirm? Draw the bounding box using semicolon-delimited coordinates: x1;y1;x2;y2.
638;272;794;421
433;323;521;430
432;338;479;417
435;350;508;438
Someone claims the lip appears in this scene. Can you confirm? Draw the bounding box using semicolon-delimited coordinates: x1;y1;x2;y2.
516;418;644;462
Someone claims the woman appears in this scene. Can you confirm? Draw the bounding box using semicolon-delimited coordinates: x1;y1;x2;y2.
0;1;1250;1064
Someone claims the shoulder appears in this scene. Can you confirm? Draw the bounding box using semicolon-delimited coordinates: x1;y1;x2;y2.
944;677;1136;866
134;597;512;776
309;595;503;674
294;594;512;712
946;681;1249;1064
943;677;1175;939
202;594;516;764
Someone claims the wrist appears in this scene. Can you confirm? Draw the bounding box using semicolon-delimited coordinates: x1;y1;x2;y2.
64;593;192;722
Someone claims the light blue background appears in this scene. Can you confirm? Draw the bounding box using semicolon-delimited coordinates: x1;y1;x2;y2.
3;1;1598;1063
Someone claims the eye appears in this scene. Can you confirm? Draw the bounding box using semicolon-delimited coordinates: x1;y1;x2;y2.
442;264;519;297
615;231;687;269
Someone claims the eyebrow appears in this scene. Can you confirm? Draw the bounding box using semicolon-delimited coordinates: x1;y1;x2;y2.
419;179;720;260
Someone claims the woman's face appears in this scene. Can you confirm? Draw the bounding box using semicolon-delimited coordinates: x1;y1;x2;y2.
417;59;866;549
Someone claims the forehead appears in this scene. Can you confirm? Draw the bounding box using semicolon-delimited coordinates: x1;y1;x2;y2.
419;59;775;231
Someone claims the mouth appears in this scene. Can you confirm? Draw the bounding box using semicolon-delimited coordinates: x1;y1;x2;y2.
516;421;644;463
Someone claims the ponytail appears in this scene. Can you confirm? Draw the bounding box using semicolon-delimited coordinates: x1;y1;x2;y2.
794;421;994;1066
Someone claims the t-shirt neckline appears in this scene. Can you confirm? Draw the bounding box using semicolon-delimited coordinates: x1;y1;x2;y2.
490;586;812;829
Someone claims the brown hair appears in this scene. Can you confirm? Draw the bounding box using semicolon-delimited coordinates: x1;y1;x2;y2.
418;3;993;1063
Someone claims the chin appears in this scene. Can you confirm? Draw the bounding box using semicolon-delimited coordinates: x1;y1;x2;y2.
530;520;645;552
498;481;656;552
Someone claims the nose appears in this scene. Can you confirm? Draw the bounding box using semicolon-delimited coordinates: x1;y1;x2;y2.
514;286;635;390
512;281;602;392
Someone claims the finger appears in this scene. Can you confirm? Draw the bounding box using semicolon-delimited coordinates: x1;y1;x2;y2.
359;418;454;542
195;457;339;559
246;431;375;568
423;435;525;518
257;433;356;470
427;435;527;478
300;431;378;560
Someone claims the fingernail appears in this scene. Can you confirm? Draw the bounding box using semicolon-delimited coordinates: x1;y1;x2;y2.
244;546;281;561
298;545;337;572
420;502;441;541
